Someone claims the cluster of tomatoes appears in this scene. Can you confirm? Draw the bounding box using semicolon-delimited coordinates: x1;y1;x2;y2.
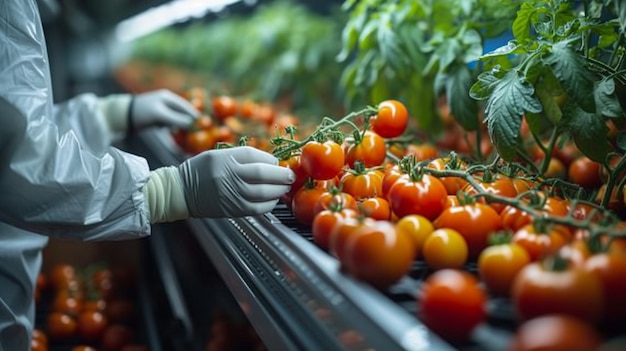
171;88;300;155
33;262;147;351
269;101;626;349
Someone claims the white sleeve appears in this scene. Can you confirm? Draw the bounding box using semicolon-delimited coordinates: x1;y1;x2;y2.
0;0;152;241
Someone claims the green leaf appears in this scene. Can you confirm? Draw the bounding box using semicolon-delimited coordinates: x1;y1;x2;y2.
561;104;611;162
525;112;553;137
595;78;625;118
617;132;626;152
484;70;543;161
512;2;536;41
444;65;479;131
479;41;526;60
544;41;597;112
469;69;500;100
534;79;562;125
358;19;379;51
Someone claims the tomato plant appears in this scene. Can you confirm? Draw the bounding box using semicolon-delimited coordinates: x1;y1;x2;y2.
419;269;486;343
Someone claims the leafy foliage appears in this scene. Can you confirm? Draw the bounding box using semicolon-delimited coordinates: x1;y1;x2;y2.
338;0;518;134
130;0;345;117
471;0;626;162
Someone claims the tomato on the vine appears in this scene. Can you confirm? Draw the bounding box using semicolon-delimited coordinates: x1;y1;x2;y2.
344;130;387;168
381;164;406;199
185;129;216;155
425;157;468;195
568;156;602;189
584;251;626;326
291;180;328;225
77;310;108;342
464;175;519;213
388;174;447;221
312;188;358;217
371;100;409;138
512;259;604;322
500;195;569;233
419;269;486;343
329;216;377;262
422;228;468;270
342;220;416;288
301;140;345;180
47;312;77;340
340;168;384;200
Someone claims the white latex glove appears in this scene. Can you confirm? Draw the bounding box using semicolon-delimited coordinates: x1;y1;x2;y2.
131;89;199;131
144;146;296;223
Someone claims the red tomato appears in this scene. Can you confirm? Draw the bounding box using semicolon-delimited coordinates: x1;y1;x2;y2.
395;215;435;258
358;197;391;220
47;312;77;340
301;141;345;180
405;143;439;162
32;328;48;348
340;169;384;200
49;263;77;290
77;310;108;342
434;202;502;259
371;100;409;138
31;338;47;351
509;314;602;351
52;294;82;316
478;243;531;296
511;260;604;322
344;130;387;168
185;129;216;155
291;181;328;226
211;95;238;120
388;174;447;221
422;228;468;270
312;208;358;251
500;196;569;233
419;269;486;342
584;252;626;326
568;156;602;188
328;216;377;263
342;221;416;288
312;189;358;217
512;224;570;261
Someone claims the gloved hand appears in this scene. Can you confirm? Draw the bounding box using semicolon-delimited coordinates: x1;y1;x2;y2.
144;146;296;223
131;89;199;130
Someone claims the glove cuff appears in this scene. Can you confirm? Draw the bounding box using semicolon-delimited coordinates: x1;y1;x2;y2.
144;166;189;223
97;94;132;136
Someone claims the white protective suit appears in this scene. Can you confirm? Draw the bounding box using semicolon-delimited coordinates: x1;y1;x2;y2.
0;1;295;349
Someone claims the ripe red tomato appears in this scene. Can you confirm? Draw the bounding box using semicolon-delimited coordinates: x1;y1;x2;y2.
478;243;531;296
291;181;328;225
568;156;602;188
312;208;358;251
52;294;82;316
340;169;384;200
312;189;358;217
419;269;486;342
211;95;239;120
381;164;406;199
425;157;468;195
358;197;391;220
301;140;345;180
509;314;602;351
395;215;435;258
49;263;77;290
583;252;626;326
47;312;77;340
185;129;216;155
434;202;502;259
422;228;468;270
388;174;447;221
512;260;604;322
344;130;387;168
32;328;48;348
77;310;108;342
31;338;47;351
371;100;409;138
342;220;416;288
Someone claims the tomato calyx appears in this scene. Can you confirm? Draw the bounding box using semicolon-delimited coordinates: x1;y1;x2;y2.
542;253;571;272
487;232;514;246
